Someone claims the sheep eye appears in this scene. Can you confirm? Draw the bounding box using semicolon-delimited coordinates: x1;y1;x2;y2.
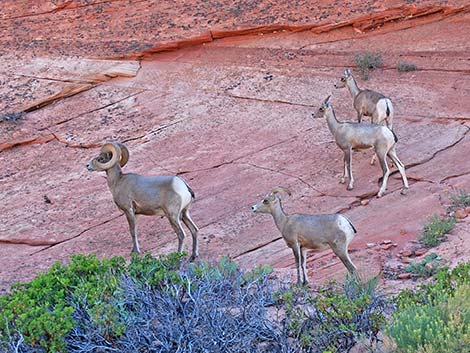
341;77;346;81
262;199;269;204
320;107;324;112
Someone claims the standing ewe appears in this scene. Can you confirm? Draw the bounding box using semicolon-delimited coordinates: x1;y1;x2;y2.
312;96;409;198
86;142;199;259
251;186;357;284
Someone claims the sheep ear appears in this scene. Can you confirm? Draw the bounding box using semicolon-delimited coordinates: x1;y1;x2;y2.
345;68;351;76
323;95;331;105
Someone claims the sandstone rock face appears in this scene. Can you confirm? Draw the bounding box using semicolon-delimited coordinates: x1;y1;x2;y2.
1;1;469;292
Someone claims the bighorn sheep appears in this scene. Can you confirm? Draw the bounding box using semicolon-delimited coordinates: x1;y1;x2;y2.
312;96;409;198
251;186;357;284
334;68;394;165
334;68;394;129
86;142;199;259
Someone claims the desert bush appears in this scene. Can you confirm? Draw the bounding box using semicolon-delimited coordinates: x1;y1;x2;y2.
0;253;392;353
404;253;445;278
279;275;390;353
419;214;456;247
396;61;418;72
354;52;383;80
388;283;470;353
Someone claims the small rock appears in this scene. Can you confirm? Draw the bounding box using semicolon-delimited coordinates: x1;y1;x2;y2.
366;242;376;248
393;243;398;247
398;273;412;280
454;209;467;219
401;257;411;264
415;248;428;257
381;243;394;250
381;239;392;245
402;250;413;257
465;207;470;215
360;199;369;206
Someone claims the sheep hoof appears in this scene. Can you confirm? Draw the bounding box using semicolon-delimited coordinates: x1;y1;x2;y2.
190;255;199;262
339;178;346;184
376;192;384;198
401;188;409;195
347;185;354;190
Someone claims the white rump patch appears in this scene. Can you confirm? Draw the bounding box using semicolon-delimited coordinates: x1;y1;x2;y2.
172;177;192;208
337;215;356;244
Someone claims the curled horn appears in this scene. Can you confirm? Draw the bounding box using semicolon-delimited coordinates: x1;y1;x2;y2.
115;142;129;167
95;142;121;170
271;186;292;197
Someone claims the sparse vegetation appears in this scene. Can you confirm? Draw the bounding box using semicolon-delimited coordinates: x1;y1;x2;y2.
0;253;390;353
404;253;445;278
449;188;470;211
354;52;383;80
396;61;418;72
419;214;456;247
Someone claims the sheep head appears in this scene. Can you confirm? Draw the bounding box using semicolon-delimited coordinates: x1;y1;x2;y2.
87;142;129;172
251;186;291;214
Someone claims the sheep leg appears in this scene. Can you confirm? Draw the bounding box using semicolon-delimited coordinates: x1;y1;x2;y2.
300;247;308;285
124;210;140;254
292;243;302;285
331;241;357;274
340;154;347;184
345;148;354;190
376;149;390;198
167;212;187;254
388;147;409;195
182;209;199;260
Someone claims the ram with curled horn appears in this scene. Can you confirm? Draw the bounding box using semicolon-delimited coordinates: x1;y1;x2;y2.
87;142;199;259
252;186;357;284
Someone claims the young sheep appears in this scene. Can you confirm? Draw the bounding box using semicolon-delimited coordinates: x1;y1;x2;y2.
251;186;357;284
334;68;394;165
312;96;409;198
86;142;199;259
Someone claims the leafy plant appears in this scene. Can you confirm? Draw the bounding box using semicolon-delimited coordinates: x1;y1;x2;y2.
280;275;389;352
396;61;418;72
404;253;445;278
354;52;383;80
388;284;470;353
419;214;456;247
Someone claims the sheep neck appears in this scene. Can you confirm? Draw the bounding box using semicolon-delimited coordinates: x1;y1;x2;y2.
106;164;122;189
346;76;360;98
325;108;340;135
271;200;288;233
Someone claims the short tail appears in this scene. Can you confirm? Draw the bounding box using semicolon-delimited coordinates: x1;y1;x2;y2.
180;178;195;199
391;129;398;143
344;216;357;234
386;100;391;117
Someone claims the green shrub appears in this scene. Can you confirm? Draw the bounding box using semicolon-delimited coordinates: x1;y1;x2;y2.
279;275;389;352
396;61;418;72
395;261;470;309
354;52;383;80
404;253;445;278
0;254;126;352
419;214;456;247
0;253;186;352
388;284;470;353
449;188;470;211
